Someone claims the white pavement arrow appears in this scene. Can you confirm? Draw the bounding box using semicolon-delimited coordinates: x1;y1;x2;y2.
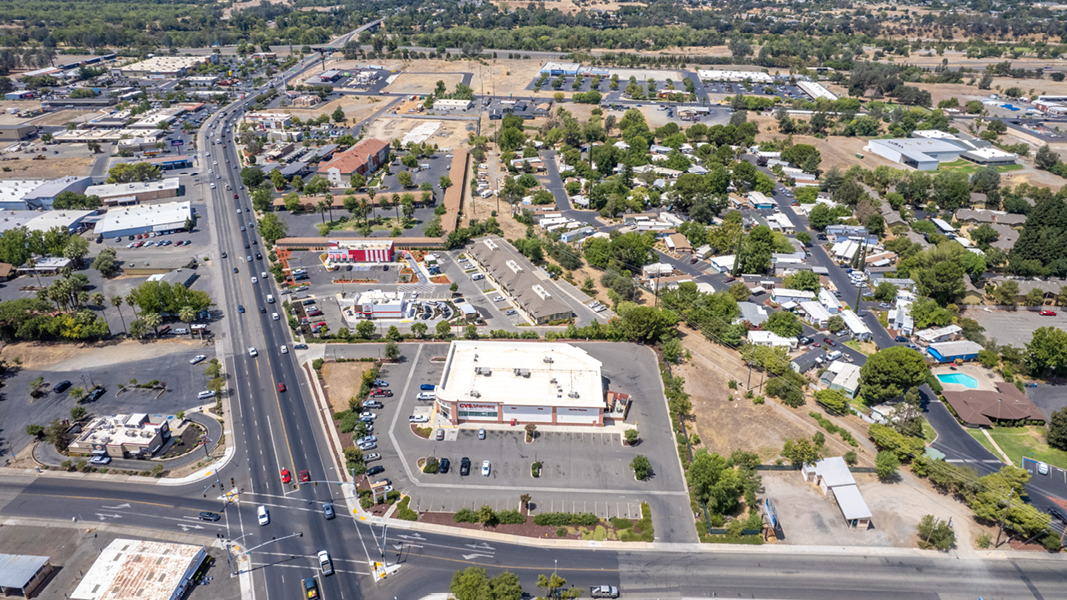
94;513;122;520
102;503;131;510
461;553;495;560
397;533;426;540
179;524;205;531
465;542;495;551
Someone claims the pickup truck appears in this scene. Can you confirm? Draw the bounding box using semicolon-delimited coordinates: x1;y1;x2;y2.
590;586;619;598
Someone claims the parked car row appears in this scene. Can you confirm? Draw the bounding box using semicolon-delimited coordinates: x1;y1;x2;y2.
126;239;191;249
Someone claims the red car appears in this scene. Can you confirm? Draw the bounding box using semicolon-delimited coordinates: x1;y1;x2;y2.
823;338;836;346
299;470;310;483
234;193;239;199
1040;310;1057;316
280;468;291;484
277;382;286;392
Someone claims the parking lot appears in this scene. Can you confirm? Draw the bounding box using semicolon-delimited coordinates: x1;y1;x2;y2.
963;308;1065;348
703;80;804;100
334;341;697;542
0;339;219;457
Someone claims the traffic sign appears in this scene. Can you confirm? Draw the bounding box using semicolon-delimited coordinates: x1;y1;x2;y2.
172;139;184;146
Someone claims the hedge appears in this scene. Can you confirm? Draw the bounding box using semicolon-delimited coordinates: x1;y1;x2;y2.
532;512;599;527
397;496;418;521
496;509;526;525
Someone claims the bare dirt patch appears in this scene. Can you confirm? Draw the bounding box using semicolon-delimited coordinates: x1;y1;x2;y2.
363;117;474;152
320;361;375;414
30;109;100;127
0;155;96;178
751;116;902;172
0;338;203;371
386;73;465;95
416;58;546;98
280;97;382;124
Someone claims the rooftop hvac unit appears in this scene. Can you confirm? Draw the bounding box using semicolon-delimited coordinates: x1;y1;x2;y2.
543;356;554;364
550;378;557;384
470;390;480;398
568;391;580;398
480;369;492;377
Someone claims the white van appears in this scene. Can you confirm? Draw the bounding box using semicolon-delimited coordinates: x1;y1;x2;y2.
198;390;216;399
267;294;275;304
826;350;843;362
416;392;436;401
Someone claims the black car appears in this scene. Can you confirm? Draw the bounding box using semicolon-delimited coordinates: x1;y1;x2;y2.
895;336;908;343
1049;507;1067;524
233;267;239;273
85;387;105;402
53;380;72;393
439;458;451;474
460;457;471;476
238;305;245;313
199;511;221;521
244;242;250;249
255;253;262;260
366;465;385;476
259;306;266;313
221;251;227;258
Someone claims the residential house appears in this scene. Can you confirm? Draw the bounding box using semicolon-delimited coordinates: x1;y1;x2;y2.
927;340;984;363
840;309;872;341
747;330;798;350
914;325;962;346
941;385;1044;427
665;233;693;254
800;300;831;328
820;360;862;398
818;289;842;314
771;288;816;304
791;348;824;373
737;301;768;327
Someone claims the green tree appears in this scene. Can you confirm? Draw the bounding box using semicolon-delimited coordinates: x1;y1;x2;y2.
70;405;87;421
782;438;821;466
356;320;375;339
44;418;69;452
765;310;802;338
258;213;289;245
385;340;400;360
783;270;820;293
450;567;491;600
1025;326;1067;376
270;168;286;190
631;455;651;480
398;171;413;187
826;315;845;333
436;320;452;338
1048;407;1067;451
932;171;970;211
860;347;928;403
875;450;900;480
916;514;957;550
92;247;118;277
332;106;346;123
439;175;452;190
686;449;742;513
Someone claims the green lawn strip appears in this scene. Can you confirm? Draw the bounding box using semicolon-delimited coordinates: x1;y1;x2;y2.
967;429;1001;459
987;425;1067;470
920;418;937;444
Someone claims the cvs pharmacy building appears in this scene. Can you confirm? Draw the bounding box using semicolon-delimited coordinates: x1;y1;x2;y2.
434;341;606;427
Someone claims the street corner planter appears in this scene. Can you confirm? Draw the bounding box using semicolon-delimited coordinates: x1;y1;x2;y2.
531;461;542;478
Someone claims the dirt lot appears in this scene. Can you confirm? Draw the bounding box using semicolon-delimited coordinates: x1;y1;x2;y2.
762;469;990;551
0;338;205;370
281;96;383;124
750;115;903;172
320;360;376;413
363;117;474;152
424;57;546;97
386;73;465;95
0;155;96;177
492;0;643;14
30;109;101;127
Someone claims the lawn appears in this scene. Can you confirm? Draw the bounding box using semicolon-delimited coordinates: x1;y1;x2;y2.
967;429;1002;460
937;159;1025;175
920;417;937;444
986;425;1067;470
844;340;877;356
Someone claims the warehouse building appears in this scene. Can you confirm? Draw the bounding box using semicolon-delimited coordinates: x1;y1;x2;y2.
539;62;581;76
325;238;394;263
0;176;94;210
72;539;205;600
0;554;54;598
797;80;838;101
85;178;181;205
433;98;473;111
866;132;1016;171
0;124;38;141
93;201;192;238
434;341;606;426
112;54;218;79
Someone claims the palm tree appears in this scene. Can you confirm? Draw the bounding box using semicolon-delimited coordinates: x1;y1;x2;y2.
368;188;377;221
111;296;127;334
323;193;334;222
178;306;196;336
358;198;369;227
91;292;104;307
125;293;139;318
26;257;42;289
143;312;162;335
392;193;400;224
317;198;330;224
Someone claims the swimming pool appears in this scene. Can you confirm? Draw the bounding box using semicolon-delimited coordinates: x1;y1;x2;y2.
937;373;979;389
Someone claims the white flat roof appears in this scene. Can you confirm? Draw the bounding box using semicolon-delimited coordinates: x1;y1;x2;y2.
85;178;180;199
437;341;603;409
801;300;831;322
840;309;871;336
697;69;774;83
25;209;95;232
0;180;45;205
797;80;838;101
72;539;204;600
94;201;191;235
832;484;873;520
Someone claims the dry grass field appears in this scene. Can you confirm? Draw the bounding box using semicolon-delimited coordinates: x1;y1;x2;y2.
492;0;643;14
0;155;96;178
363;117;474;151
281;97;383;123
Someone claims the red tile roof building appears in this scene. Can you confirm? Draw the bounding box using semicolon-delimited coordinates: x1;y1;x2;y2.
318;138;390;186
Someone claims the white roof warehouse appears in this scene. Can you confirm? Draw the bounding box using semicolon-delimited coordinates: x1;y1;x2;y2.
72;539;206;600
93;201;192;238
434;341;606;427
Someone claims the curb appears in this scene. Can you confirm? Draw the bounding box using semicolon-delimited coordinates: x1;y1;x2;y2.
157;446;236;486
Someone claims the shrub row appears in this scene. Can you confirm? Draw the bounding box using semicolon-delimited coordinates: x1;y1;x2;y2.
807;411;859;447
532;512;599;527
397;497;418;521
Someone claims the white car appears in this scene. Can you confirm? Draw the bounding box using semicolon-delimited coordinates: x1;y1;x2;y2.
481;460;491;476
318;550;333;576
280;345;288;354
359;411;377;420
257;506;269;525
493;296;505;302
248;347;258;357
88;455;111;465
236;208;241;213
272;312;279;320
190;355;207;365
251;276;258;284
409;414;429;423
1038;462;1050;475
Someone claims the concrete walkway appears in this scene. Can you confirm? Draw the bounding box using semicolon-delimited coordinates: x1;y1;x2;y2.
981;428;1013;464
